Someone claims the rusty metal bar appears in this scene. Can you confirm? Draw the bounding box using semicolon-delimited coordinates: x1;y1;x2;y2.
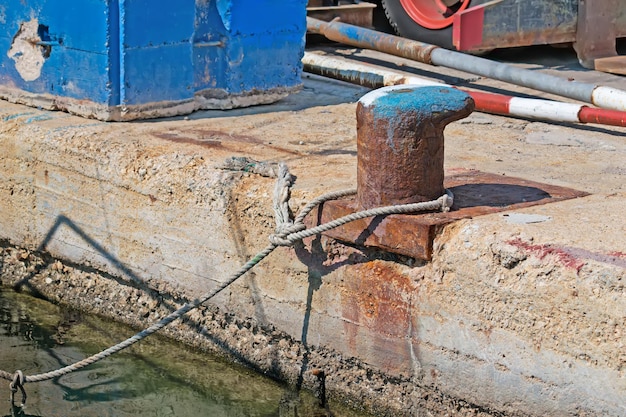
307;17;626;112
302;52;626;127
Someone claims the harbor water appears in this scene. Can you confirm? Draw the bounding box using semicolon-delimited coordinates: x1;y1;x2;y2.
0;288;369;417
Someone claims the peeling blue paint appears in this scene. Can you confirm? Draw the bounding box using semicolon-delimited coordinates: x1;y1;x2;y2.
216;0;232;31
361;86;473;153
2;112;36;122
368;86;471;120
1;0;307;114
24;114;54;124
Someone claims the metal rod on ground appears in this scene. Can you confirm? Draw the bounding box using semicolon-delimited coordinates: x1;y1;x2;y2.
307;17;626;112
302;52;626;127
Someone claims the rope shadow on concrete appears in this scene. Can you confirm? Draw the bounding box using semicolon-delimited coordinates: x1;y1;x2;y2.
5;215;292;388
9;215;183;322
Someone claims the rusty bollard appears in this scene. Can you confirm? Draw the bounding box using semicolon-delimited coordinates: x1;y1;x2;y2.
357;85;475;209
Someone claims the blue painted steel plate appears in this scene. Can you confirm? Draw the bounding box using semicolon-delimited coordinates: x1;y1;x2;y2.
0;0;307;120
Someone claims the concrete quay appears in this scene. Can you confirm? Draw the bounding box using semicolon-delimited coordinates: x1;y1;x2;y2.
0;74;624;416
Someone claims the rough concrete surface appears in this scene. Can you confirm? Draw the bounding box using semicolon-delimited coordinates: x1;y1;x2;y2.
0;48;625;417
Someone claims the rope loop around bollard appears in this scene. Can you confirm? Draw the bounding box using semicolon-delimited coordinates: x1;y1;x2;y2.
269;189;454;247
0;163;453;403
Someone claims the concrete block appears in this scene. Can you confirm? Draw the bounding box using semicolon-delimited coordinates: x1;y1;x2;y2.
0;0;307;120
1;79;625;416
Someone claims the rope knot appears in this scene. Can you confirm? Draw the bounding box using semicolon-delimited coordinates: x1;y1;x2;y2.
439;189;454;213
269;222;306;247
10;370;27;406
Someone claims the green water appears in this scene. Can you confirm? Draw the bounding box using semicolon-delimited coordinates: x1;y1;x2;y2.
0;288;365;417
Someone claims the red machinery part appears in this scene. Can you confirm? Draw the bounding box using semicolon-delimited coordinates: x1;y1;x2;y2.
399;0;471;29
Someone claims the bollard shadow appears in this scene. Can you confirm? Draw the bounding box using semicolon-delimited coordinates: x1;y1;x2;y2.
447;183;552;210
10;215;166;303
39;215;141;281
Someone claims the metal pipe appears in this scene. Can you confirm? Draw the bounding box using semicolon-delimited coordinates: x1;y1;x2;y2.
307;17;626;112
303;52;626;127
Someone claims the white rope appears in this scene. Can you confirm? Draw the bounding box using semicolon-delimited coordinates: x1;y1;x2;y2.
269;172;453;246
1;163;453;405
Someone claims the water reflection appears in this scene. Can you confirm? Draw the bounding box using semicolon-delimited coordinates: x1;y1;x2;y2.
0;288;366;417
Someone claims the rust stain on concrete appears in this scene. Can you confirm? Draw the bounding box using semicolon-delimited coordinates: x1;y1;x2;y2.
152;129;301;156
341;260;416;339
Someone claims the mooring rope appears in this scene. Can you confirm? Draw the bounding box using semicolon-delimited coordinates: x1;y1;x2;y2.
1;162;453;406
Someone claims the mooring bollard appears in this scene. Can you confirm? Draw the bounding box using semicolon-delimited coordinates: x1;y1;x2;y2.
307;84;583;260
356;85;475;210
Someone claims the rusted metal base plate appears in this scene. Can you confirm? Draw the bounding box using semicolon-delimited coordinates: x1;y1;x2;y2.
594;56;626;75
307;2;376;28
304;169;588;261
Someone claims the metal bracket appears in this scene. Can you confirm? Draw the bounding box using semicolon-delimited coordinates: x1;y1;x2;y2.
305;169;588;260
574;0;618;69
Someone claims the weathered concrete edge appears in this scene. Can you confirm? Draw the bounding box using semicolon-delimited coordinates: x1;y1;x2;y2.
0;106;624;416
0;241;506;417
0;84;299;121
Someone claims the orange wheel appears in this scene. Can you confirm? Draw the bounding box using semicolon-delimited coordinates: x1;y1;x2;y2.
398;0;471;29
382;0;472;49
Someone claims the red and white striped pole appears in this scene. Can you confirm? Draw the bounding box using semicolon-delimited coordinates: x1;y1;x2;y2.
303;52;626;128
468;91;626;126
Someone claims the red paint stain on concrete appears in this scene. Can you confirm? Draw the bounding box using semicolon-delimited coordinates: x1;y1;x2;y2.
508;239;626;270
507;238;585;272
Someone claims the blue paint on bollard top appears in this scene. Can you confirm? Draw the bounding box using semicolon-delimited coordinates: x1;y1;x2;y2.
359;85;473;120
358;85;474;153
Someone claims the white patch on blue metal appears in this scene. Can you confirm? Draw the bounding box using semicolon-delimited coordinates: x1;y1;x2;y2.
358;84;406;107
7;19;46;82
217;0;232;31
